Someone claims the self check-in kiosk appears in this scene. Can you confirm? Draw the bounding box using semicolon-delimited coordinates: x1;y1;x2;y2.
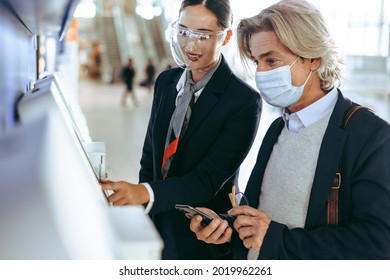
0;74;162;259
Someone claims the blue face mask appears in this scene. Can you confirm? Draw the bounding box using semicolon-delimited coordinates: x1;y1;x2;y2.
255;56;312;108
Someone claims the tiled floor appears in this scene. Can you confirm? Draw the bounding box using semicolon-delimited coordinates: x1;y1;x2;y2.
78;77;390;191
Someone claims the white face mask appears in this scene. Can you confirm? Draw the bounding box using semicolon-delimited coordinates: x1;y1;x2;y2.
255;56;312;108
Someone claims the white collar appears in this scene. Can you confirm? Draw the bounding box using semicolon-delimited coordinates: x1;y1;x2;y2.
282;87;338;133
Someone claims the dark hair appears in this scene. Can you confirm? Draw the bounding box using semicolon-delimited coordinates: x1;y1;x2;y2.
179;0;233;29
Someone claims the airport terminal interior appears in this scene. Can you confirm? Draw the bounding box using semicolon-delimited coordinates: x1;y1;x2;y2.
0;0;389;259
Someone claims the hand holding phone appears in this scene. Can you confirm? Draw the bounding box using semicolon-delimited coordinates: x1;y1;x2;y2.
175;204;213;226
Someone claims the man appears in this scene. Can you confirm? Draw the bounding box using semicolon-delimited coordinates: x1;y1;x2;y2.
189;0;390;259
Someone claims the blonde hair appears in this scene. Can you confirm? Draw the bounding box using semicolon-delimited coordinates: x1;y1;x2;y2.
237;0;342;91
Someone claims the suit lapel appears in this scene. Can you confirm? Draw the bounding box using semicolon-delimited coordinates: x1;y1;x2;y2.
305;92;352;226
235;119;284;260
155;70;183;172
177;85;219;144
175;56;232;154
245;118;284;207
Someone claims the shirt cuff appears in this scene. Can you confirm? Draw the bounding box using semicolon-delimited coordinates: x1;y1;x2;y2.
141;182;154;214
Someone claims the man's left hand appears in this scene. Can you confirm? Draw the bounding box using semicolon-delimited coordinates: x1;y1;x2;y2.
228;206;271;252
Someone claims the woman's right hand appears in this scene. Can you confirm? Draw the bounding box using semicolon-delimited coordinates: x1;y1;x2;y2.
189;207;232;245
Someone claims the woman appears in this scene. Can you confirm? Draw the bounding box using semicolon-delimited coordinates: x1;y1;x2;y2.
101;0;261;259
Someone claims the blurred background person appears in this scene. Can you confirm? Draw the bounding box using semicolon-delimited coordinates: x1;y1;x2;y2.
140;58;156;93
120;57;138;107
89;41;102;81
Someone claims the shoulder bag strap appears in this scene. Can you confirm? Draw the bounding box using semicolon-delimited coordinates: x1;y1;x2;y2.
327;105;367;226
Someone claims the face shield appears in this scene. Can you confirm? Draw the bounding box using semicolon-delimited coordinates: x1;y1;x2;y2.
170;20;227;69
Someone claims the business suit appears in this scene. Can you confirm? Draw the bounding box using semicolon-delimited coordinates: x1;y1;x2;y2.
139;55;262;259
231;90;390;259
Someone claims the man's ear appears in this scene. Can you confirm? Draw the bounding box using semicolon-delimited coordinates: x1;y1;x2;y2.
310;57;321;71
223;29;233;46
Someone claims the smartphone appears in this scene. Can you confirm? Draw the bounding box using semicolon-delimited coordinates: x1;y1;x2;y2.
175;204;213;226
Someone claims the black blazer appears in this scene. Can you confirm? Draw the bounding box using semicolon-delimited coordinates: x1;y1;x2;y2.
139;55;262;259
232;90;390;259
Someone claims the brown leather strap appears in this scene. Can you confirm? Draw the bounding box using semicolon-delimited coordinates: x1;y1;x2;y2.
327;172;341;226
327;105;367;226
342;105;364;129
